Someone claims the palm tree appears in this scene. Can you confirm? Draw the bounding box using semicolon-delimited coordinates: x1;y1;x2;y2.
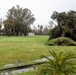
37;51;76;75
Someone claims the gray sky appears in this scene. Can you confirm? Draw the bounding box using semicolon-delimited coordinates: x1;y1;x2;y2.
0;0;76;26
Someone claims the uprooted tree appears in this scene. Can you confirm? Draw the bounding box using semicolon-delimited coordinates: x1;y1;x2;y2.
49;10;76;41
4;5;36;36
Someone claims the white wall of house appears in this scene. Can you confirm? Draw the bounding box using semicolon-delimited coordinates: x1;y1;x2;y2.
27;32;35;36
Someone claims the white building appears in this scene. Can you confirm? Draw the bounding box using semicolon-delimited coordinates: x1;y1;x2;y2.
27;32;35;36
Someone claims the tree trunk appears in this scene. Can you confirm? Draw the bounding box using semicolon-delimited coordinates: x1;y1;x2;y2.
58;23;62;37
61;30;65;37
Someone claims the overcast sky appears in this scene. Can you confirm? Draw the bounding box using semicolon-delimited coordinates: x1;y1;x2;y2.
0;0;76;26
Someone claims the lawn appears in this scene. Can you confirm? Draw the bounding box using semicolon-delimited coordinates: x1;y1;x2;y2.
0;35;76;68
11;71;35;75
0;35;50;67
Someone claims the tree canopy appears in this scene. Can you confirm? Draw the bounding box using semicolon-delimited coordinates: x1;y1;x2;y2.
49;10;76;41
4;5;36;36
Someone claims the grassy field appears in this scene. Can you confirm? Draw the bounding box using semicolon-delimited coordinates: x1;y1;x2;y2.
0;35;76;68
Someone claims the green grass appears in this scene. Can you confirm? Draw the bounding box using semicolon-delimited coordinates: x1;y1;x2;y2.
0;35;76;68
0;36;49;66
11;71;35;75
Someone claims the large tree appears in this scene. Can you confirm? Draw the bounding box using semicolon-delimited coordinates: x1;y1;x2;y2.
49;10;76;41
4;5;36;36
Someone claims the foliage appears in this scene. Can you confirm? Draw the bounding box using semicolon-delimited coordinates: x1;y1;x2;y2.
37;50;76;75
4;5;36;36
49;26;61;39
49;10;76;41
43;25;51;35
47;37;76;46
38;25;43;35
32;25;44;35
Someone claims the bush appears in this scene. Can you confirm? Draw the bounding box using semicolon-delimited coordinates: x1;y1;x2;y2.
36;64;54;75
37;51;76;75
46;37;76;46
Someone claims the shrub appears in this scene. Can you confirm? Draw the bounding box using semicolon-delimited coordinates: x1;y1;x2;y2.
37;51;76;75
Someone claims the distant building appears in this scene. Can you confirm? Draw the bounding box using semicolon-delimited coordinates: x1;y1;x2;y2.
27;32;35;36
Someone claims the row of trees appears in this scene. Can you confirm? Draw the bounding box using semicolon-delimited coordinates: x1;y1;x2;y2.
0;5;50;36
1;6;76;38
32;25;51;35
